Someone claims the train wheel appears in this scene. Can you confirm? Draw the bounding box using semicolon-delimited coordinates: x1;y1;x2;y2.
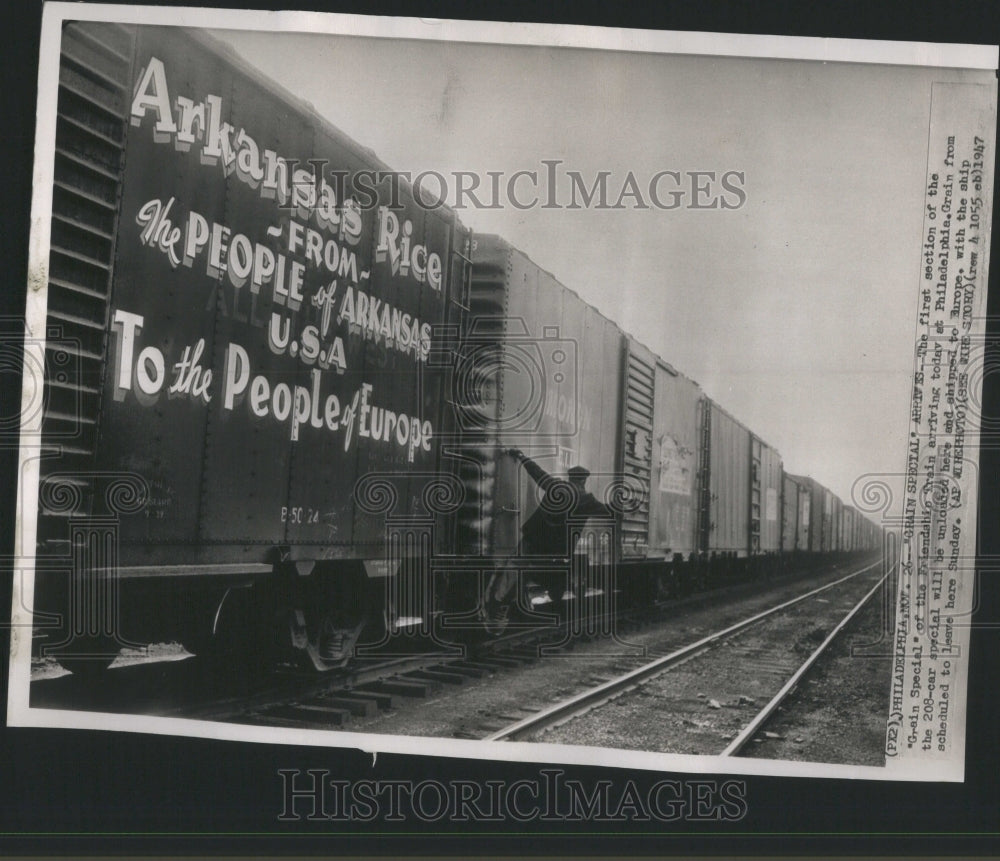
288;576;369;670
317;611;368;667
289;607;368;671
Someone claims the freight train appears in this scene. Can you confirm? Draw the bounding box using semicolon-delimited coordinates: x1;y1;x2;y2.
27;22;883;673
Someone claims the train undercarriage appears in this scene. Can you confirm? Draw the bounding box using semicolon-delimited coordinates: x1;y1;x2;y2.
32;546;875;677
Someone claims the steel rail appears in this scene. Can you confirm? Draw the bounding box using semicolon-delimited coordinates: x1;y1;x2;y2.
720;564;893;756
485;557;886;741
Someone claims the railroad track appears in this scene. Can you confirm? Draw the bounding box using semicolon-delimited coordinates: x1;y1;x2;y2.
195;556;880;731
720;572;889;757
30;554;886;741
483;556;892;753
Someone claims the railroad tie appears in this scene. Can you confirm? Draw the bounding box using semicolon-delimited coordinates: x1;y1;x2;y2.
263;704;352;727
355;679;432;698
403;669;466;685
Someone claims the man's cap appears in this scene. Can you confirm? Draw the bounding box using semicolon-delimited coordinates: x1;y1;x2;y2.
567;466;590;480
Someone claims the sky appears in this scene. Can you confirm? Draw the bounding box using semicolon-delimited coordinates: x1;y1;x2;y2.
215;27;989;507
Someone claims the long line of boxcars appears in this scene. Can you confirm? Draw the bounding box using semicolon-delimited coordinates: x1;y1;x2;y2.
29;23;881;672
465;235;881;602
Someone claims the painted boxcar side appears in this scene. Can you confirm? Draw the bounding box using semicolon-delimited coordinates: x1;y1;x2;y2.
787;473;823;552
704;401;751;556
781;473;802;552
842;505;855;552
468;234;625;559
646;357;702;558
39;23;469;572
831;494;844;552
754;436;783;553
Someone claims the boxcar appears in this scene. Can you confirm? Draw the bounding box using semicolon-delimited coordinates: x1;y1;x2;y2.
786;473;823;552
753;434;783;553
465;234;626;561
829;493;843;552
701;401;751;555
467;235;707;603
841;505;856;553
35;22;471;669
645;350;702;559
781;473;808;552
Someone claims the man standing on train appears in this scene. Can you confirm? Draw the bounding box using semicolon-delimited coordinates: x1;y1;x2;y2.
482;448;615;632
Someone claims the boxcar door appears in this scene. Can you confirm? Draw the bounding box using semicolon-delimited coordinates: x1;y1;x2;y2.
620;340;655;558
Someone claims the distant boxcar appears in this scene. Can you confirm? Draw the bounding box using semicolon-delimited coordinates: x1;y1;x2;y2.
841;505;856;553
468;235;708;568
786;474;823;553
781;473;809;552
752;433;783;553
466;234;625;559
645;348;703;559
701;401;750;555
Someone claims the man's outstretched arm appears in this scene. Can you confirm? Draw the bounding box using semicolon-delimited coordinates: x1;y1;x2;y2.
505;448;556;491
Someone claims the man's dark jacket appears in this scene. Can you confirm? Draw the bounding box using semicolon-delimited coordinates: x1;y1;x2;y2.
518;457;614;557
